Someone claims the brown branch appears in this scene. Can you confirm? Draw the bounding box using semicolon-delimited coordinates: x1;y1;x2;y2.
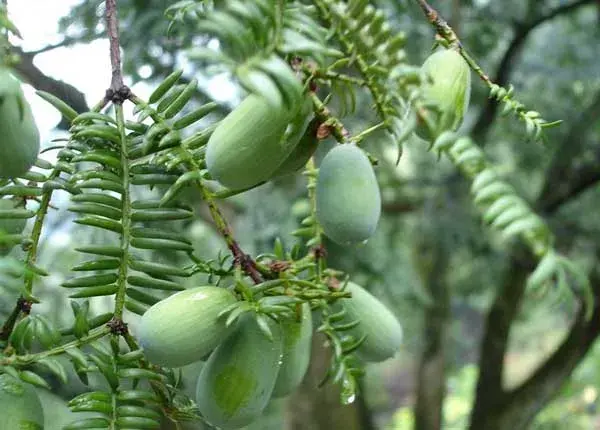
200;184;264;284
26;32;104;56
497;276;600;429
105;0;124;93
471;0;596;143
413;233;450;430
10;47;88;129
537;91;600;213
0;297;31;342
470;132;600;428
468;249;535;429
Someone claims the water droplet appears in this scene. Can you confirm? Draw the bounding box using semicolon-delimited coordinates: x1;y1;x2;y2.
340;375;357;405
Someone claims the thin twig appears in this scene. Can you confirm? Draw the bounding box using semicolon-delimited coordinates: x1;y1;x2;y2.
0;298;30;342
414;0;492;85
105;0;124;92
201;185;264;284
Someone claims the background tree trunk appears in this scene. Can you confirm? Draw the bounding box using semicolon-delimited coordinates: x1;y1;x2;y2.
412;229;450;430
287;333;374;430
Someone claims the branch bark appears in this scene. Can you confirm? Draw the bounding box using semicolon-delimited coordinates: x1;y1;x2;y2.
497;275;600;430
413;234;450;430
537;91;600;213
470;94;600;428
471;0;596;143
105;0;124;92
468;250;535;429
10;47;88;129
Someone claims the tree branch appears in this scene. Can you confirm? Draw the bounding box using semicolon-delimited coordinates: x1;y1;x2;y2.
26;32;103;56
498;271;600;429
469;90;600;428
413;231;450;430
10;47;88;129
537;91;600;213
471;0;596;143
105;0;124;92
468;250;535;429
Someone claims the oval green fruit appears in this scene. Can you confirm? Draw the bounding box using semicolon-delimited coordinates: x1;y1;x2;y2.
240;397;286;430
206;94;308;189
272;303;313;397
316;144;381;245
196;314;283;429
416;48;471;141
0;68;40;179
340;282;402;363
0;198;26;255
272;118;319;178
0;373;44;429
138;286;238;368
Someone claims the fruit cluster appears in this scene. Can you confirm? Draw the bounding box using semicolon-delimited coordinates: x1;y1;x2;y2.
206;85;384;246
137;282;402;429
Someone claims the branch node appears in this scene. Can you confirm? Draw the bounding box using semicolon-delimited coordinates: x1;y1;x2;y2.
107;317;128;336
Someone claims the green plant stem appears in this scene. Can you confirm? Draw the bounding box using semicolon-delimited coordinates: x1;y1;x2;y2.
304;159;326;280
2;326;111;365
351;122;386;144
309;92;347;142
272;0;284;52
23;171;59;296
307;66;367;87
0;167;61;341
199;182;264;284
312;0;399;133
113;103;131;319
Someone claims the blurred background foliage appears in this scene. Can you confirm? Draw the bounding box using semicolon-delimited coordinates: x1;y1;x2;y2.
3;0;600;429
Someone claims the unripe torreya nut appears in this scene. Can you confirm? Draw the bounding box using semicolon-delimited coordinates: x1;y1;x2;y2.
0;373;45;429
316;144;381;245
206;94;310;190
416;48;471;141
195;315;283;429
272;117;319;178
138;286;238;368
0;198;27;255
272;303;313;397
0;68;40;179
340;282;403;363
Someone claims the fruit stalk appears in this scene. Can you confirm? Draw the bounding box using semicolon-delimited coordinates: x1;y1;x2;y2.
173;143;266;284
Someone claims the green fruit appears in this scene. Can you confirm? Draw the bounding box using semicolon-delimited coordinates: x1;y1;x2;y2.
0;68;40;179
138;286;238;368
272;118;320;178
206;94;309;189
240;398;286;430
416;48;471;141
0;373;44;429
316;144;381;245
0;198;26;255
272;303;313;397
340;282;402;363
196;315;283;429
314;139;337;167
